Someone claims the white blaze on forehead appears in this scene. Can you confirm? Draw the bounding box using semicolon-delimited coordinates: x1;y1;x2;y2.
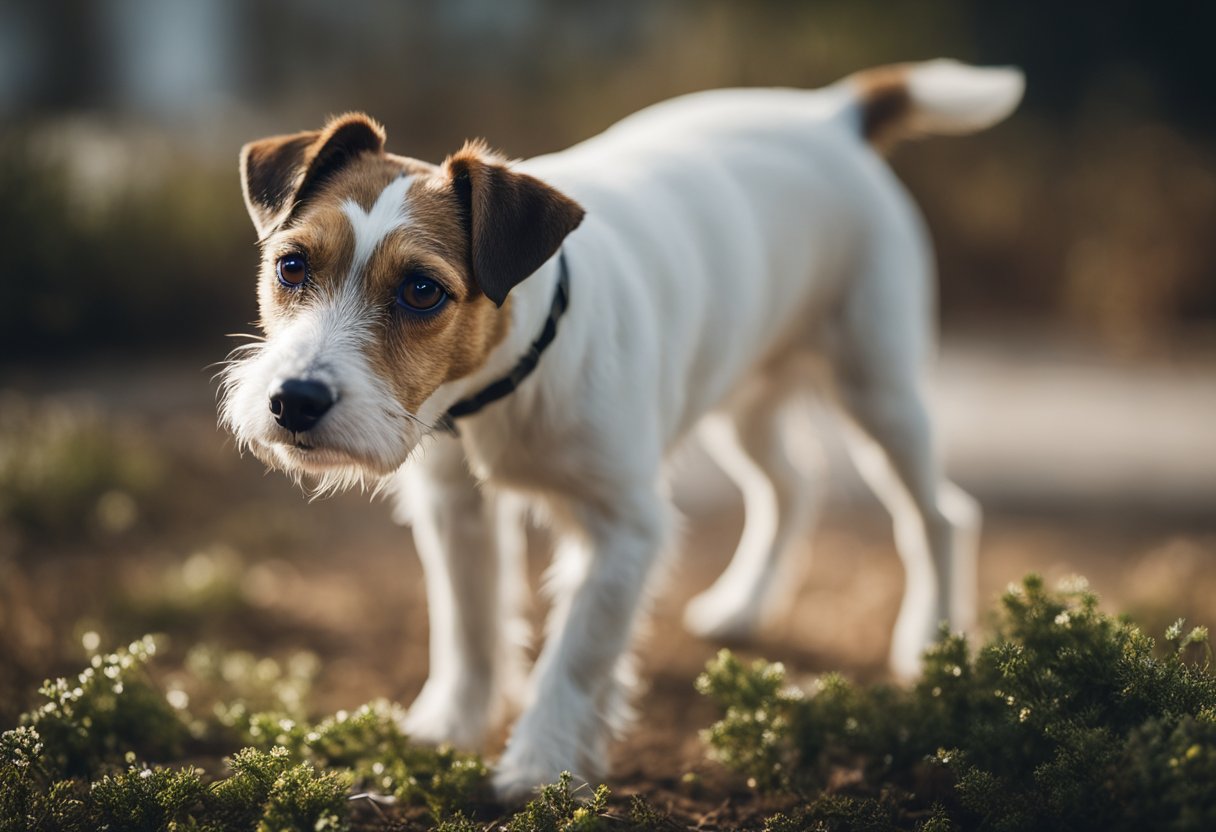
342;175;415;277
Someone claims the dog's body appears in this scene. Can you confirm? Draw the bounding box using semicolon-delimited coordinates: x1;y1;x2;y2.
221;59;1023;797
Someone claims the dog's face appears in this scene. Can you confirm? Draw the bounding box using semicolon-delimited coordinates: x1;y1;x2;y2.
219;114;583;489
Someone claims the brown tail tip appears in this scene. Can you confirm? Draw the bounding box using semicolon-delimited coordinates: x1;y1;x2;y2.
852;64;914;153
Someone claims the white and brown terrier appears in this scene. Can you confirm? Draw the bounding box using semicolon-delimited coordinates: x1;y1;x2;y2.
220;59;1023;797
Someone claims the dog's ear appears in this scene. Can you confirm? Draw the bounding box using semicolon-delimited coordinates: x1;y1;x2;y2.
443;141;585;307
240;113;387;239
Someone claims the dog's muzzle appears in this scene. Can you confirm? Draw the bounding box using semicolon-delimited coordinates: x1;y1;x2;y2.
269;378;335;433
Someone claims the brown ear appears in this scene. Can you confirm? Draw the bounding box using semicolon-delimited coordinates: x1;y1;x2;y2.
444;142;585;306
239;113;387;239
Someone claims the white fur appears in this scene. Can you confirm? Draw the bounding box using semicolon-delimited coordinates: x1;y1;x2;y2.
903;60;1025;135
226;59;1020;799
343;175;414;275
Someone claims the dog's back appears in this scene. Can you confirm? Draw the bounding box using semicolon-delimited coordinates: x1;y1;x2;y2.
517;60;1024;440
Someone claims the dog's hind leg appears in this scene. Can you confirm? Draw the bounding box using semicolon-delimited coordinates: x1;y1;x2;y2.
831;316;981;677
395;436;527;749
683;375;822;641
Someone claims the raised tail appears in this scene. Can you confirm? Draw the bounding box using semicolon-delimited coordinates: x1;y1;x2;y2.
845;59;1025;152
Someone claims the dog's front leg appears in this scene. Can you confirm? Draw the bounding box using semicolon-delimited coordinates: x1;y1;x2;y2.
396;436;524;749
493;486;667;800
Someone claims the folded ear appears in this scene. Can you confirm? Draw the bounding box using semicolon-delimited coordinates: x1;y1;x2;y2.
444;142;585;306
239;113;387;239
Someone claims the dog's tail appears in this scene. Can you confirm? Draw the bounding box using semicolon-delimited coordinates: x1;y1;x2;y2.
845;59;1024;152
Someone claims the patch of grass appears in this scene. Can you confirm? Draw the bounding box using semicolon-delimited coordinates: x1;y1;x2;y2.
1;743;352;832
503;772;611;832
18;636;187;779
699;575;1216;830
3;653;666;832
242;700;487;818
10;573;1212;830
208;746;351;832
88;764;208;831
0;637;484;831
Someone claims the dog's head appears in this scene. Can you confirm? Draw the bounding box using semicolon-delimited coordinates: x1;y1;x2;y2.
219;113;584;490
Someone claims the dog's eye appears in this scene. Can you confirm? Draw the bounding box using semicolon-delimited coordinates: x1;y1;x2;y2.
396;274;448;313
276;253;309;288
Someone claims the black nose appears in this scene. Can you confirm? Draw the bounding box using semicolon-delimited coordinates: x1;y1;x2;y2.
269;379;334;432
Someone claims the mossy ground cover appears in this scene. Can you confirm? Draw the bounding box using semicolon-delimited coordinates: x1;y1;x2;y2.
700;575;1216;831
0;634;677;832
4;577;1214;831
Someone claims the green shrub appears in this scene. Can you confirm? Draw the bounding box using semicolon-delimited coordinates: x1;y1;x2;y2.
207;747;350;832
19;636;187;779
243;700;487;817
0;726;88;832
503;771;611;832
699;575;1216;831
89;765;207;831
0;637;483;831
433;813;480;832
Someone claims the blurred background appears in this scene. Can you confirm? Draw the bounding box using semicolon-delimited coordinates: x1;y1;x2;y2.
1;0;1213;782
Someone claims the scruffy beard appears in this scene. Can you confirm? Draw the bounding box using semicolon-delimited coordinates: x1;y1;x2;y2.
216;330;438;499
263;440;407;498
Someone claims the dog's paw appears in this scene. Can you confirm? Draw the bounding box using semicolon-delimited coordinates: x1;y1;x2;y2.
887;643;924;681
492;700;607;802
682;589;762;642
887;609;943;680
402;680;489;750
491;744;588;803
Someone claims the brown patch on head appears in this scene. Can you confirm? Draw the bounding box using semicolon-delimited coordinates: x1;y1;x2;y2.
850;63;913;153
239;112;388;239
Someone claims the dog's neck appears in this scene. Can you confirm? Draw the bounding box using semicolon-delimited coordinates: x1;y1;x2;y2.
421;254;565;432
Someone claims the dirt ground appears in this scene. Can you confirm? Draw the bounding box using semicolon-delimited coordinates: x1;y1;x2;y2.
2;337;1214;824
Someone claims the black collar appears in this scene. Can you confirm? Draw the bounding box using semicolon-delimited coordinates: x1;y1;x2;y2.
437;251;570;435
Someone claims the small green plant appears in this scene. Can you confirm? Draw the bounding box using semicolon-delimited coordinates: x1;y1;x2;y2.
433;811;480;832
699;575;1216;831
1;725;86;832
503;771;611;832
89;765;207;831
625;793;676;829
694;650;803;791
207;746;351;832
19;636;187;779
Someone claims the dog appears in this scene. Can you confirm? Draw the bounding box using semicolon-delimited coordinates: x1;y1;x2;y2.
220;59;1023;798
